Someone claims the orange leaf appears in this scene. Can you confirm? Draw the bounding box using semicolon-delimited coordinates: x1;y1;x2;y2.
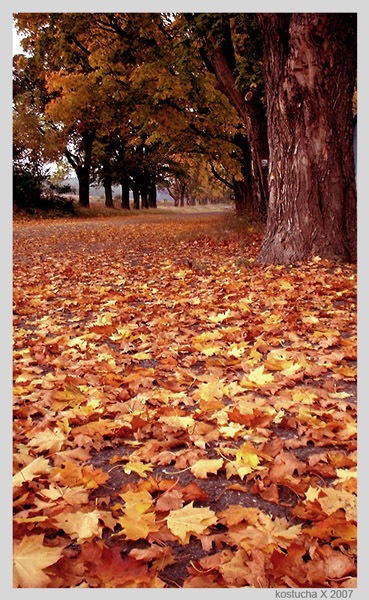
13;534;65;588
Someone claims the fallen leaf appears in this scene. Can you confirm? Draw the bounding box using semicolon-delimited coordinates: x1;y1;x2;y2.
166;502;217;544
13;534;65;587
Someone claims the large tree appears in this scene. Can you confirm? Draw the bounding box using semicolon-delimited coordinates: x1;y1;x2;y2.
256;13;357;264
178;14;269;218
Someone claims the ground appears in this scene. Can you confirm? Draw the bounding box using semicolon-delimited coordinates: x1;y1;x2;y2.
13;209;357;588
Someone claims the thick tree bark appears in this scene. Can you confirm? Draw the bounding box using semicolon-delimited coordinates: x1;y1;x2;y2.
121;176;130;210
256;13;357;264
233;131;265;218
233;178;251;217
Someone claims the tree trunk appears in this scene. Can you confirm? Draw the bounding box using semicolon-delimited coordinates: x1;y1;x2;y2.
194;16;268;217
78;130;95;208
148;173;157;208
233;178;251;216
121;176;130;210
65;129;95;209
132;182;140;210
180;183;186;207
233;132;265;219
75;165;90;207
256;13;357;265
141;179;149;209
103;173;113;208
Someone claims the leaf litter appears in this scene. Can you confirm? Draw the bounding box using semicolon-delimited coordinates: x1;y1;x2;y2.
13;212;357;588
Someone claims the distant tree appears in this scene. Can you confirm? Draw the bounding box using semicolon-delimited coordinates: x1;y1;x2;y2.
177;13;268;218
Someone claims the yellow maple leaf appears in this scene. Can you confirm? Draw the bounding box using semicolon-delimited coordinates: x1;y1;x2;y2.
13;457;51;487
264;350;295;371
334;468;357;484
218;423;246;439
243;365;274;388
117;511;159;541
28;428;66;454
208;309;232;323
236;442;261;467
52;509;103;543
190;458;223;479
159;415;195;431
123;461;154;478
166;502;217;544
305;486;321;503
93;312;114;326
269;517;303;542
227;343;248;358
292;390;317;405
225;461;254;480
120;489;153;514
13;534;64;588
317;488;357;521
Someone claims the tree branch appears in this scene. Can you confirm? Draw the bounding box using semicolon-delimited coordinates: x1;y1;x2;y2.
210;162;233;189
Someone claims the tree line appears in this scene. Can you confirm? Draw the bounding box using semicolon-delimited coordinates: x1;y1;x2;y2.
13;13;356;264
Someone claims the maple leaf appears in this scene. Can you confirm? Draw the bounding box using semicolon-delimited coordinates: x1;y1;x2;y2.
52;509;103;543
28;428;66;454
81;465;110;489
219;549;250;586
159;415;195;431
242;365;274;388
316;488;357;521
218;505;259;528
123;461;154;478
116;511;159;541
120;489;153;513
13;457;51;487
156;488;184;511
13;534;65;588
303;515;357;544
190;458;223;478
166;502;217;544
93;546;158;587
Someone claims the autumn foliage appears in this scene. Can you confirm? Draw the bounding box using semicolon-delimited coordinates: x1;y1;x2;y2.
13;213;357;588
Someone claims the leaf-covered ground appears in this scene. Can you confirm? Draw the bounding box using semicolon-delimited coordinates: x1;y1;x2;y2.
13;212;357;588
